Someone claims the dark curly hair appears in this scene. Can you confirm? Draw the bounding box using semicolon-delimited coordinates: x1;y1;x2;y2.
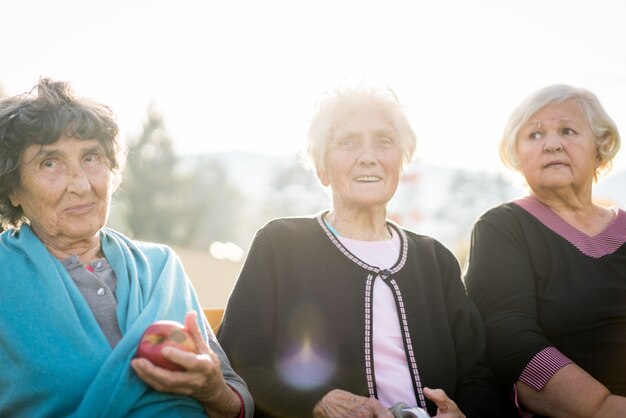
0;78;126;229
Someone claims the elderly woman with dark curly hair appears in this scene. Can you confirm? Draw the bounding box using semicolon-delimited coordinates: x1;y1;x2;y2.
0;78;253;418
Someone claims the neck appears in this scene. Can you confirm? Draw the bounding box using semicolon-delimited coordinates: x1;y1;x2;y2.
531;187;594;214
326;206;391;241
34;230;103;264
530;190;614;236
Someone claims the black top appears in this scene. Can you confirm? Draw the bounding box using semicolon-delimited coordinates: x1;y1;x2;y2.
218;215;502;418
465;200;626;396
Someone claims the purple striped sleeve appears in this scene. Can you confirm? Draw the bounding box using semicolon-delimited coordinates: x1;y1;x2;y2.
519;347;573;390
510;348;573;417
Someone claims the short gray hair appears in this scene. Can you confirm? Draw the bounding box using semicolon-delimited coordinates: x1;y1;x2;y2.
500;84;621;180
304;85;416;173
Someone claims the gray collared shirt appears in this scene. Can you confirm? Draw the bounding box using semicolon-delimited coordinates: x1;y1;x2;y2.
61;255;123;347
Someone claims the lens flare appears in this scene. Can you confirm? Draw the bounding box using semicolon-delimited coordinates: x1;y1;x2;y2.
277;336;336;390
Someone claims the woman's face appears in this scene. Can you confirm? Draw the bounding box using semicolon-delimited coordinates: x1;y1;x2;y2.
318;103;403;211
516;99;598;196
10;135;113;244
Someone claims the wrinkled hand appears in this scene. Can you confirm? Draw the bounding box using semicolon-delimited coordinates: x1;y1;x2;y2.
131;311;240;416
424;387;465;418
313;389;394;418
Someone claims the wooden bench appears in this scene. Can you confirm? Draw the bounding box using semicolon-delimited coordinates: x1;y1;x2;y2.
203;308;225;334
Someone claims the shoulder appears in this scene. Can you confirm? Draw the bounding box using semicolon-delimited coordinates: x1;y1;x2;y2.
255;215;323;241
466;202;540;258
397;225;459;268
262;215;321;231
101;227;178;260
475;200;524;224
0;228;19;264
135;240;177;259
242;215;328;259
0;226;50;266
399;225;453;255
469;200;536;237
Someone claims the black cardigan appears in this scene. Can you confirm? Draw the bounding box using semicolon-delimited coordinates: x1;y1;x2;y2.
218;215;502;417
465;202;626;395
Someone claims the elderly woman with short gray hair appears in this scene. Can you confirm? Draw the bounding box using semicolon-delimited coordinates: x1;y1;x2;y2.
218;86;502;418
465;84;626;417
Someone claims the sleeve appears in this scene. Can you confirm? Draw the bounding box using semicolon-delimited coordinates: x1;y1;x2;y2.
217;226;334;418
509;349;573;418
518;347;572;390
207;330;255;418
192;274;255;417
436;244;505;418
464;211;555;388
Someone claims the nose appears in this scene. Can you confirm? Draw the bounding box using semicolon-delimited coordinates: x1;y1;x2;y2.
543;131;563;152
356;142;377;164
66;166;91;195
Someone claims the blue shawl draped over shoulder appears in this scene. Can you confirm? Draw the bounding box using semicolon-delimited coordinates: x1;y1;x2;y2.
0;225;220;417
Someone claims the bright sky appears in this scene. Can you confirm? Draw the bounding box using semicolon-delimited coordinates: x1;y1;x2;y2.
2;0;626;179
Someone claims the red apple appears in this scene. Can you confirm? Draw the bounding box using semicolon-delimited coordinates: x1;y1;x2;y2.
136;320;198;371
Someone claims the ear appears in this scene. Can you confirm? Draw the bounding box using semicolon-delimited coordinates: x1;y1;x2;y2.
596;133;611;159
316;167;330;187
8;192;20;208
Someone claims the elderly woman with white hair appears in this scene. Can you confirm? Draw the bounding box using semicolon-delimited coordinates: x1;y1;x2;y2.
464;84;626;417
218;87;502;418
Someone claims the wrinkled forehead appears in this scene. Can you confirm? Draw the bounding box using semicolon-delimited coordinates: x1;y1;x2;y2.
528;98;586;125
330;102;395;133
21;136;104;164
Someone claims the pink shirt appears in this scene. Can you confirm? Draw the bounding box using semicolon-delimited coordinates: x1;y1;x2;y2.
337;230;418;407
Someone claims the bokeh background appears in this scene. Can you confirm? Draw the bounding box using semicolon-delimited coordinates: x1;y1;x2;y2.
2;0;625;307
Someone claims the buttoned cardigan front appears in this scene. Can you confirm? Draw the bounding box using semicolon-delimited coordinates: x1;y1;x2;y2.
218;215;499;418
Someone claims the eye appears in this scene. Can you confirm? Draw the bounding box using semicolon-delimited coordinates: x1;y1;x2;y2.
376;136;395;148
41;159;59;170
336;137;357;149
561;127;577;135
529;131;542;140
84;152;103;165
83;151;105;167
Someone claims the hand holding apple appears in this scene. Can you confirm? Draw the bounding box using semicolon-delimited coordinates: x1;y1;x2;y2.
136;320;198;371
131;311;243;416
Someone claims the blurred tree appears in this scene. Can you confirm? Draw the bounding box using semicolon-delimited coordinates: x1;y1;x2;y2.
112;104;240;247
261;156;328;219
181;154;243;248
115;104;178;242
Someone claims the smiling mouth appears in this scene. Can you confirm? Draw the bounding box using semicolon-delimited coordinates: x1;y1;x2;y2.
354;176;381;183
65;203;95;214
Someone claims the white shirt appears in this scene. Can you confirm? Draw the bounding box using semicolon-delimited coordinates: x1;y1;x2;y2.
336;229;418;407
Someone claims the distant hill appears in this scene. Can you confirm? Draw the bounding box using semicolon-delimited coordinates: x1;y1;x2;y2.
183;151;625;261
172;153;625;305
205;152;517;250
